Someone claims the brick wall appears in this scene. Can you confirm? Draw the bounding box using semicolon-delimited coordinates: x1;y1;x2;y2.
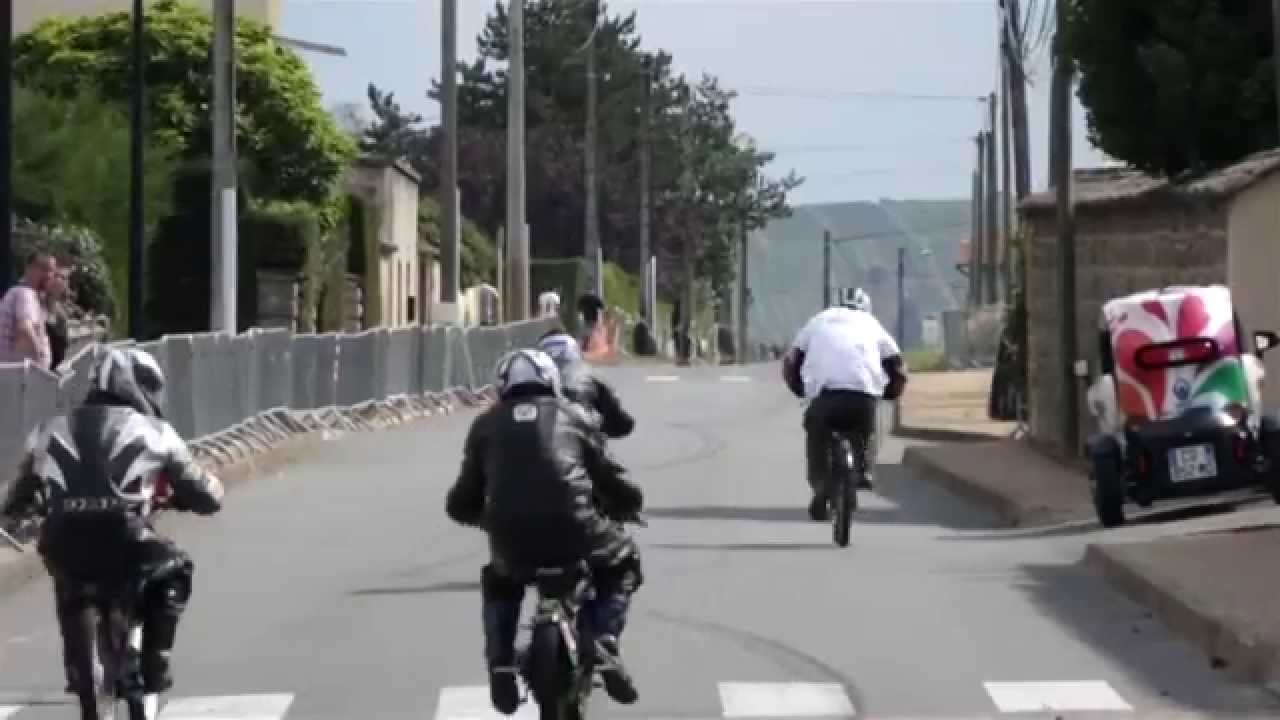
1025;201;1228;457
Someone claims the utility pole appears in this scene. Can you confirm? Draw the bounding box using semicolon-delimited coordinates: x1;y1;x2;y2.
496;225;505;322
1051;0;1078;456
505;0;529;321
985;94;998;305
583;0;602;297
128;0;146;340
210;0;237;334
1004;0;1032;204
822;229;832;308
967;134;977;304
638;59;652;326
1273;0;1280;139
0;0;11;289
896;247;906;346
737;218;749;364
1000;59;1013;298
441;0;461;320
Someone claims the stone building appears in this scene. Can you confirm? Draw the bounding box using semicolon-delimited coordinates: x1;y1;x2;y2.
1020;149;1280;458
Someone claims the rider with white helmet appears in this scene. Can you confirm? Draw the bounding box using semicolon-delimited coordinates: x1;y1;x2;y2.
446;349;645;714
538;329;635;438
782;287;907;517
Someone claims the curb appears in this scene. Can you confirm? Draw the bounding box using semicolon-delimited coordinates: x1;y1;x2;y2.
1085;543;1280;694
900;446;1023;528
893;424;1008;444
0;385;501;600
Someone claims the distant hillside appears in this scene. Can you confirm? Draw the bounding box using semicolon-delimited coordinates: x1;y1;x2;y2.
747;198;970;347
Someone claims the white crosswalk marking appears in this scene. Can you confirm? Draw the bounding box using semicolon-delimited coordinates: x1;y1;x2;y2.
645;375;681;382
0;707;19;720
983;681;1133;713
158;693;295;719
434;685;538;720
720;375;752;383
718;682;856;718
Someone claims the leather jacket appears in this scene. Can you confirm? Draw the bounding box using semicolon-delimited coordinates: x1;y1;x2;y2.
563;373;634;439
3;396;223;577
446;386;643;562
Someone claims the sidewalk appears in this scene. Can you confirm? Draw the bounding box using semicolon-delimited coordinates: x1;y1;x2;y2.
1087;525;1280;693
898;369;1017;441
901;438;1093;527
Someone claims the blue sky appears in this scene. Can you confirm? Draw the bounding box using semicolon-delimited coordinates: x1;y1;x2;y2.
280;0;1108;205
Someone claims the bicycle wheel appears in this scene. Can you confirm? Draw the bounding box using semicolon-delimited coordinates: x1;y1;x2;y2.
527;621;573;720
829;438;854;547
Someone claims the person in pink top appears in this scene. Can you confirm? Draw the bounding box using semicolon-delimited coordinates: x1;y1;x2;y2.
0;251;56;368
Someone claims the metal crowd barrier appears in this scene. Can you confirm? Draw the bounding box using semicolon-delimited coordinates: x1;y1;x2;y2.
1;319;556;495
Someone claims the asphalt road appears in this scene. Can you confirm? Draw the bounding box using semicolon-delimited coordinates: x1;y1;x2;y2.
0;362;1277;719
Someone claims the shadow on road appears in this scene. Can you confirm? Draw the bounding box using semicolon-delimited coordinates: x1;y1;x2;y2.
649;542;834;552
644;505;811;522
1015;561;1279;715
348;580;481;597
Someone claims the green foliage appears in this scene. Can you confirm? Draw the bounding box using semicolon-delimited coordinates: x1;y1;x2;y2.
1061;0;1276;176
602;262;639;316
12;87;177;325
903;349;947;373
14;0;356;207
418;196;499;290
12;218;115;320
244;201;322;273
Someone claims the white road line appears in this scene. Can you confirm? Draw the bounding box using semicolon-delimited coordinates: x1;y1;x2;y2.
645;374;681;382
159;693;295;719
983;681;1133;713
720;375;752;382
434;686;538;720
718;682;856;718
0;707;20;720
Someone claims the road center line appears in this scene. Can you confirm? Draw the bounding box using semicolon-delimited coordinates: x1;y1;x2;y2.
159;693;296;720
718;682;856;718
645;374;681;382
983;681;1132;713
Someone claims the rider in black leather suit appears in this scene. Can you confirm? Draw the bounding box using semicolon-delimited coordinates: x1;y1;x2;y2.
538;329;635;439
446;348;644;715
1;347;224;695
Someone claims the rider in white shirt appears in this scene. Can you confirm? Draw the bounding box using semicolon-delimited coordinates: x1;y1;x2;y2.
782;288;907;520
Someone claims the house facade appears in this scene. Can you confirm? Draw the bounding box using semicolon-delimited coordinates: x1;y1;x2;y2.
345;157;423;329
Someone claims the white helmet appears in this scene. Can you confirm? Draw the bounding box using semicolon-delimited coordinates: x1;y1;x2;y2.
837;287;872;313
537;332;583;373
494;348;561;397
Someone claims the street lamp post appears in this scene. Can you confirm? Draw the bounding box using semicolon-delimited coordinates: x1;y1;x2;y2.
0;0;11;290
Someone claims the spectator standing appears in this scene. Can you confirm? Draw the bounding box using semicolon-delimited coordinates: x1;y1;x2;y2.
0;252;55;369
45;266;71;371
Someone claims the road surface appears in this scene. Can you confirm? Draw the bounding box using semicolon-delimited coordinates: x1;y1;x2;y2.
0;363;1275;719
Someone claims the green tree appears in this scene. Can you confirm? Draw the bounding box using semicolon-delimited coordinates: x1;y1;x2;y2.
1061;0;1275;176
14;0;355;206
13;87;178;325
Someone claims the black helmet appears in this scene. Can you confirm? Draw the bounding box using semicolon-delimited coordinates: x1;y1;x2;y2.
87;346;167;417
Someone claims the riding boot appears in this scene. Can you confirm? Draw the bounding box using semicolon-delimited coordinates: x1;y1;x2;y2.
140;558;193;695
585;593;638;705
482;598;522;715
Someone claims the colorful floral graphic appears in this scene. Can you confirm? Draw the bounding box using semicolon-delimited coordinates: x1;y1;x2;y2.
1104;285;1247;421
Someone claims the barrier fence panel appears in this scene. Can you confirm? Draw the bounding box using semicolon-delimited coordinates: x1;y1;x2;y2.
314;334;339;409
336;331;377;407
162;335;198;439
445;326;474;390
0;365;27;493
385;327;417;397
290;335;322;411
421;326;448;393
372;329;390;403
231;334;256;430
255;328;294;412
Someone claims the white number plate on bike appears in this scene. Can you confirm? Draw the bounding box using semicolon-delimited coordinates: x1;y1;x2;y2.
1168;443;1217;483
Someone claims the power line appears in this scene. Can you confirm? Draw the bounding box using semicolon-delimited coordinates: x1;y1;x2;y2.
735;86;985;102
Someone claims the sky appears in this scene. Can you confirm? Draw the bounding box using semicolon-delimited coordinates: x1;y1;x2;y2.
279;0;1110;206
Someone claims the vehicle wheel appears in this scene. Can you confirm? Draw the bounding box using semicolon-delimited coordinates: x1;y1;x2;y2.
1091;450;1126;528
1261;413;1280;504
830;441;854;547
527;623;570;720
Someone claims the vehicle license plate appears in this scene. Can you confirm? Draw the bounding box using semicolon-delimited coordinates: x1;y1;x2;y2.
1168;443;1217;483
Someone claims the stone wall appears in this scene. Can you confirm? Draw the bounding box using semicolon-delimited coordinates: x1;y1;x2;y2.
1025;201;1228;457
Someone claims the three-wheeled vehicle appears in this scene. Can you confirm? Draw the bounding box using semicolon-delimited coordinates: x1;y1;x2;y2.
1084;285;1280;527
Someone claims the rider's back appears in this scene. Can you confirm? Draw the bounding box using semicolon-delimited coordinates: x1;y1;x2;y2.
798;307;895;397
479;394;601;564
32;404;217;581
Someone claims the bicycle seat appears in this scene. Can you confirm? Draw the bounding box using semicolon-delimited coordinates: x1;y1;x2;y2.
529;562;590;599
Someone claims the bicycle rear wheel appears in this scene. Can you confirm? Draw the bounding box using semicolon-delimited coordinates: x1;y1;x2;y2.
829;438;854;547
